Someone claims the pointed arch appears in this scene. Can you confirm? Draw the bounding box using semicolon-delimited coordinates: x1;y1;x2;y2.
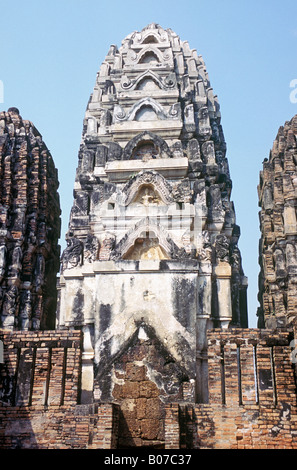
139;51;160;64
122;170;173;206
122;131;172;160
128;97;167;121
110;218;172;260
135;106;158;122
137;46;163;64
121;70;176;91
142;34;159;44
94;320;191;396
135;71;164;90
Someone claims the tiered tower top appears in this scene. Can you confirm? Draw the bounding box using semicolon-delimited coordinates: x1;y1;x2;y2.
84;23;221;149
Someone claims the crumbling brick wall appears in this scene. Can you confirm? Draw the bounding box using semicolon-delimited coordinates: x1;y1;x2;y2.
0;108;61;331
0;330;119;449
1;328;297;449
0;330;82;407
165;328;297;449
258;115;297;329
0;403;119;449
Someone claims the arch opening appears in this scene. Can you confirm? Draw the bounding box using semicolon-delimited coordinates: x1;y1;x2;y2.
135;106;158;122
139;51;160;64
142;35;159;44
123;230;169;260
131;141;159;160
136;78;161;92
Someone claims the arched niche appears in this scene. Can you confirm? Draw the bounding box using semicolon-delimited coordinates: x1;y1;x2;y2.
123;232;169;260
123;131;172;160
121;70;167;92
135;106;158;122
137;46;163;65
123;170;173;206
110;217;174;261
136;77;161;91
127;97;167;122
130;183;164;206
139;51;160;64
142;34;159;44
131;141;159;160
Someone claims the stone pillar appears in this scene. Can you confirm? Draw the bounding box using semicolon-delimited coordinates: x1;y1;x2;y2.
196;261;212;403
80;324;95;404
214;262;232;328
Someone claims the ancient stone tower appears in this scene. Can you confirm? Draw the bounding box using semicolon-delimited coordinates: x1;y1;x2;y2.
58;23;248;411
0;108;61;331
258;115;297;329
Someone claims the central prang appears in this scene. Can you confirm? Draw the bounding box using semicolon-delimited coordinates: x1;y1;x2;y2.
57;24;248;421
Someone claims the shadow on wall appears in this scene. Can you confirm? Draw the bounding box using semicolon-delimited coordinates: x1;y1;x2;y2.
0;355;38;449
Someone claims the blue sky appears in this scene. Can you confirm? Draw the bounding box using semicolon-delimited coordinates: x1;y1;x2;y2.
1;0;297;327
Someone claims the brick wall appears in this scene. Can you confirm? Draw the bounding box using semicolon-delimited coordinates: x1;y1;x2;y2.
1;327;297;449
164;329;297;449
0;403;118;449
207;328;295;408
0;330;119;449
0;330;82;407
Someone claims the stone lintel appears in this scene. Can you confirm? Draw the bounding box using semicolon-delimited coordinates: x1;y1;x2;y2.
105;157;188;181
61;259;200;277
109;120;183;141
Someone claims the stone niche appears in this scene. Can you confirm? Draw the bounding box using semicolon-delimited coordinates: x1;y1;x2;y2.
100;327;185;449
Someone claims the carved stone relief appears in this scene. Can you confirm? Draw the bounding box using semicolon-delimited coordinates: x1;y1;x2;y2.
61;234;83;272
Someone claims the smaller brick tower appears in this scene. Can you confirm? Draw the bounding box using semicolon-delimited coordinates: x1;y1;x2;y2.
0;108;61;331
258;115;297;329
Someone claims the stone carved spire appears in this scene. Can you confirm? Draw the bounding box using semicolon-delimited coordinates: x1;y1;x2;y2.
258;115;297;329
58;24;247;410
0;108;61;330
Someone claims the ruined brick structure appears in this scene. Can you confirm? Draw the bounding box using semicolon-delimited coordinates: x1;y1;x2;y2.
1;327;297;448
1;25;297;450
258;115;297;330
0;108;61;331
